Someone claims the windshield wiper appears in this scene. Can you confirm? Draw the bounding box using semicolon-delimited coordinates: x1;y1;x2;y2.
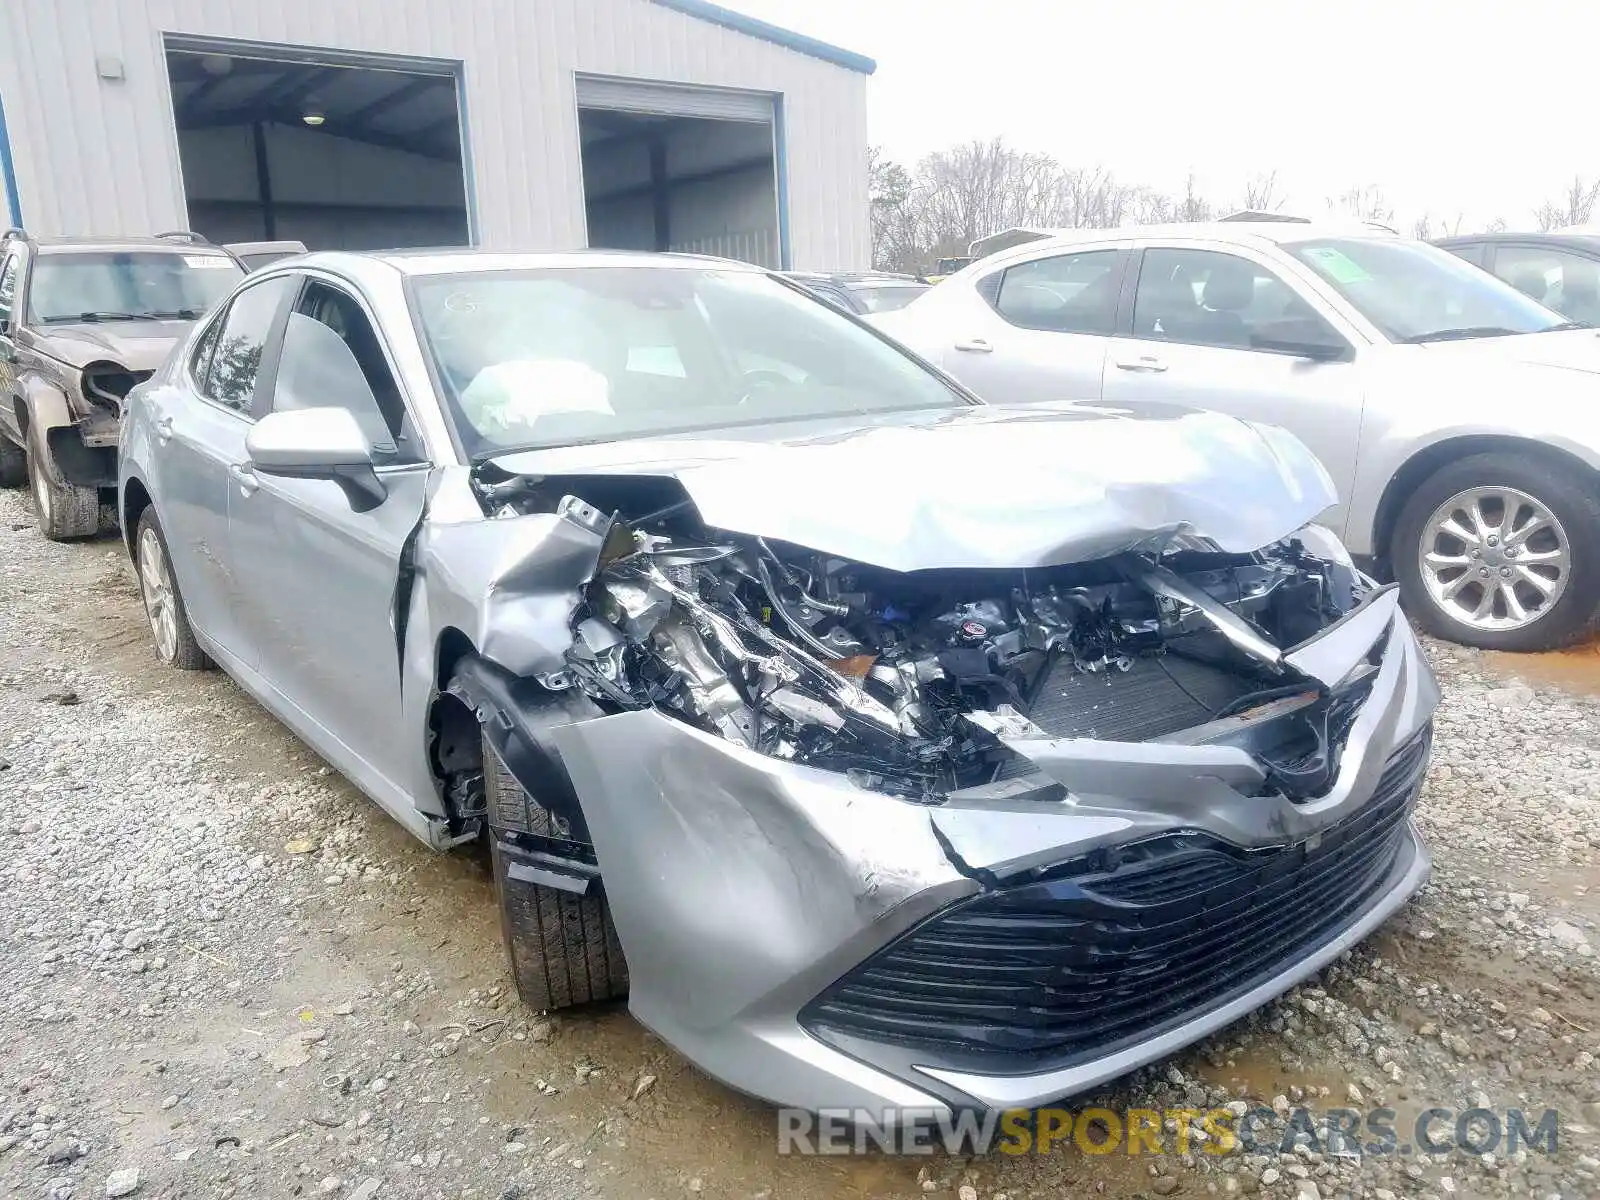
1400;326;1520;343
138;308;202;320
1541;320;1594;332
69;310;146;322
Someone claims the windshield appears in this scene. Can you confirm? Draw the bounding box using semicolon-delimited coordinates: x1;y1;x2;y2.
853;284;929;313
1285;238;1570;342
27;251;242;323
410;267;969;455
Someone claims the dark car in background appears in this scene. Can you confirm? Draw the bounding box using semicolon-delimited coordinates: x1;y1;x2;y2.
1437;231;1600;327
783;271;930;316
0;228;244;538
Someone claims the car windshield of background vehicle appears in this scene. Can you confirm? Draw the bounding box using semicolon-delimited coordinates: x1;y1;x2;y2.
27;252;243;324
1285;238;1574;343
410;267;971;455
852;284;928;313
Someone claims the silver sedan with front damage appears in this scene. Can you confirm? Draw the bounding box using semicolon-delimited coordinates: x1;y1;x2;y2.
117;250;1438;1116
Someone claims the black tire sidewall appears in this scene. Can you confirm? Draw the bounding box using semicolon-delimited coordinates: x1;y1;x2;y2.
1392;452;1600;651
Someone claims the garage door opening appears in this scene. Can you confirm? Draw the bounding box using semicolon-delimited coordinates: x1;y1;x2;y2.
165;47;470;251
577;77;781;268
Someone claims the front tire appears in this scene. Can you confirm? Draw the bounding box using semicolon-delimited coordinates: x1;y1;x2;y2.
27;438;99;540
134;509;211;670
485;737;627;1011
1392;451;1600;651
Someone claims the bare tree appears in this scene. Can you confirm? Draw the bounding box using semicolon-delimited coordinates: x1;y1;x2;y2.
1240;171;1284;213
1534;176;1600;230
1332;185;1394;226
866;146;919;272
1484;216;1509;233
1174;173;1216;223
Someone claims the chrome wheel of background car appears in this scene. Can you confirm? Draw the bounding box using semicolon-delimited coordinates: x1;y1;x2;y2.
138;524;180;662
1417;485;1571;632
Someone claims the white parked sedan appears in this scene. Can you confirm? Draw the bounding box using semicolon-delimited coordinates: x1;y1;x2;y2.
873;223;1600;651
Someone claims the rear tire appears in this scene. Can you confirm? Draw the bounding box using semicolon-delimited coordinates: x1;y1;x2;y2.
134;509;212;671
0;434;24;487
27;438;99;540
1392;451;1600;651
485;737;627;1010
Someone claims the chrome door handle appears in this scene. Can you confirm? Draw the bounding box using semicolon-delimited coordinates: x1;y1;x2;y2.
1114;356;1168;373
227;462;258;497
953;337;993;353
154;415;174;444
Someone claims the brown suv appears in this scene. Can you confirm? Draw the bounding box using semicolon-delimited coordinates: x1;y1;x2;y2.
0;230;245;539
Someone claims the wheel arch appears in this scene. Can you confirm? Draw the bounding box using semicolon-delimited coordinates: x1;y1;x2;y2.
1372;435;1600;568
120;474;153;558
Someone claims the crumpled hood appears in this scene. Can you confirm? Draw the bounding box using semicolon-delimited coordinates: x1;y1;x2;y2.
486;401;1338;571
31;319;192;371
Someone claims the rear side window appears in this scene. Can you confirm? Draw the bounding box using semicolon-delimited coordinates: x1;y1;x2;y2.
990;250;1122;334
201;276;294;414
1489;244;1600;326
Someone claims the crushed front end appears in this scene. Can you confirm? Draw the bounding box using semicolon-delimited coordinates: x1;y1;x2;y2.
473;467;1437;1115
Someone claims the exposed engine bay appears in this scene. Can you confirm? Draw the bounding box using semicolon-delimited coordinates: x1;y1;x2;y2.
481;477;1373;806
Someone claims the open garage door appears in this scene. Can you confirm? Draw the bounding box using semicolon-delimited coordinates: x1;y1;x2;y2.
165;47;470;251
577;76;782;268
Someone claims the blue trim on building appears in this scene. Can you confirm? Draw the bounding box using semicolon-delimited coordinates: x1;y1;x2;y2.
773;96;792;268
650;0;876;74
0;91;22;227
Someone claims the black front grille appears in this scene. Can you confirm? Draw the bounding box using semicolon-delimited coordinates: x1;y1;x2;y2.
801;727;1429;1074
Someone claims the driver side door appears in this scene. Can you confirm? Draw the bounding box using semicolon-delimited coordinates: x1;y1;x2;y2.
225;273;432;790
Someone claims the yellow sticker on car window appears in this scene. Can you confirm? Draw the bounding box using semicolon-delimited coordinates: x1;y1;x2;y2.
1302;247;1371;285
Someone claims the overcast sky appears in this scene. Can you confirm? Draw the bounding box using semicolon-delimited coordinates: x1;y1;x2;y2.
729;0;1590;232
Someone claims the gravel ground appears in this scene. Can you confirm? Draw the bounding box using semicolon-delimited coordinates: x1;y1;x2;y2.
1;485;1599;1200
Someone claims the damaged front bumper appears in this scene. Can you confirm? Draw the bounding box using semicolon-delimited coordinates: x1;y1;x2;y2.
545;592;1438;1115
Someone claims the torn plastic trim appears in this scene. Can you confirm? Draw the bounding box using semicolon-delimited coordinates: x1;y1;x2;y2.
495;833;600;896
1283;583;1400;688
974;602;1436;852
445;653;603;844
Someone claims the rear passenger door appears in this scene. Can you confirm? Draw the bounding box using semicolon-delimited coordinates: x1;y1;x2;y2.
1100;244;1364;532
939;246;1130;403
150;273;296;665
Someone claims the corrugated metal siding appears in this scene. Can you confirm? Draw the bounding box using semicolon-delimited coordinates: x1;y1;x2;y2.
0;0;870;268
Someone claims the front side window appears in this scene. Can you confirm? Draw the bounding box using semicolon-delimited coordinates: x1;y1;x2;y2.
1286;237;1569;342
27;251;242;324
1131;247;1343;353
991;250;1122;334
1489;244;1600;327
410;267;969;456
202;276;295;414
273;281;416;459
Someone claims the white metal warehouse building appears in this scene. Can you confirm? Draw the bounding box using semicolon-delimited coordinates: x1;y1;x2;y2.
0;0;873;270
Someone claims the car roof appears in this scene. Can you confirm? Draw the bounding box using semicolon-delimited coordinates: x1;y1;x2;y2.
1013;221;1397;251
31;236;235;255
1436;231;1600;249
784;271;924;287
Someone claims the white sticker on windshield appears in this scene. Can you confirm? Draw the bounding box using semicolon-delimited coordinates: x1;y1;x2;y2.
184;255;235;268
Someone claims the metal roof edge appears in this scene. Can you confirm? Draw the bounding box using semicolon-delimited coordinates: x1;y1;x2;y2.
648;0;877;74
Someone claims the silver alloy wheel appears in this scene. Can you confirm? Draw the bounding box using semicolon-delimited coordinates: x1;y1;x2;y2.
1418;485;1571;632
137;525;180;662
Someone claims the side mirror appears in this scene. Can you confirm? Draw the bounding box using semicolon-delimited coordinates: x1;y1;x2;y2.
245;407;386;511
1249;317;1352;363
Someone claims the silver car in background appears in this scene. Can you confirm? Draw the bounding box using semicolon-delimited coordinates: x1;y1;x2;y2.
872;224;1600;651
118;250;1436;1115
